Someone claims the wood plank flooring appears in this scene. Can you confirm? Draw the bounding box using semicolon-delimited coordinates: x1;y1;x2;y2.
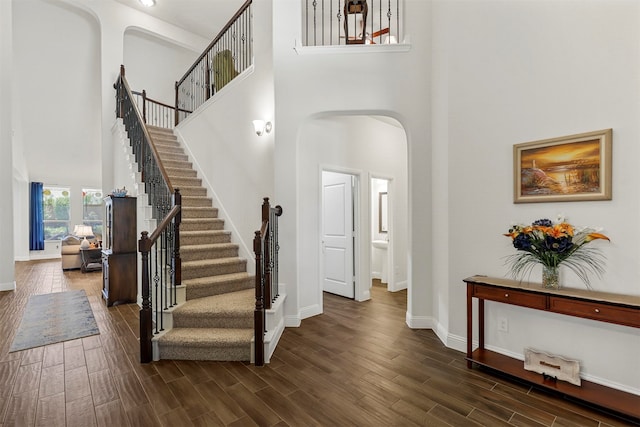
0;260;636;426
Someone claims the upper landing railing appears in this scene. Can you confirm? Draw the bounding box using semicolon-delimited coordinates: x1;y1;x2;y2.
303;0;401;46
175;0;253;124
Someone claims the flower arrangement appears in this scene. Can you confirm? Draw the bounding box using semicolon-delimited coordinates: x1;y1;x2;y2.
504;216;610;289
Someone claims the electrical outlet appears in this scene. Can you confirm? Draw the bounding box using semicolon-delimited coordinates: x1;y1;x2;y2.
498;317;508;332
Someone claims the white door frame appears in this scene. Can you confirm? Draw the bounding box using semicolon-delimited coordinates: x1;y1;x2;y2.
370;173;395;292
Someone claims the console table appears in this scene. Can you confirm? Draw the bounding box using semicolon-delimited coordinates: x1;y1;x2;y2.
464;275;640;422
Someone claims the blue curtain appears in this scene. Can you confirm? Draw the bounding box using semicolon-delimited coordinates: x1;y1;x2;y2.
29;182;45;251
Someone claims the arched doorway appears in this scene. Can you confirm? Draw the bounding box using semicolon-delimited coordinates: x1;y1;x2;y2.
296;113;409;315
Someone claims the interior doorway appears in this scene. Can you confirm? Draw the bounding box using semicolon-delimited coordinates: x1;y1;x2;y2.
371;176;394;291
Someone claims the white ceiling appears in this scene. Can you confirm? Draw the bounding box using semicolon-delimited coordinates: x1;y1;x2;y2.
113;0;246;39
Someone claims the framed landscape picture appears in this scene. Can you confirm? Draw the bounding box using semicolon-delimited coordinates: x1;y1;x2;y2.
513;129;612;203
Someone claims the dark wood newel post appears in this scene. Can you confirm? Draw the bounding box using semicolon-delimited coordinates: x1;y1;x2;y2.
254;230;265;366
139;231;153;363
115;65;126;119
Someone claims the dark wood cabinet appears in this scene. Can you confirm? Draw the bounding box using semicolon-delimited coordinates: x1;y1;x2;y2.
102;196;137;307
464;275;640;422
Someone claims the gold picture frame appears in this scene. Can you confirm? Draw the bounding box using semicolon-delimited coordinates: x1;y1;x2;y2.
514;129;612;203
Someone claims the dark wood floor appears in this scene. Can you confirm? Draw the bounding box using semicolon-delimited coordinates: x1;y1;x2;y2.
0;261;636;426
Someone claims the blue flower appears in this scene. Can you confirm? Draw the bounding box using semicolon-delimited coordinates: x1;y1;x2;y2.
513;234;532;250
532;219;553;227
544;236;573;253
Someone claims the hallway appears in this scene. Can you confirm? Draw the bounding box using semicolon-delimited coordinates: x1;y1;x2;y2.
0;261;632;426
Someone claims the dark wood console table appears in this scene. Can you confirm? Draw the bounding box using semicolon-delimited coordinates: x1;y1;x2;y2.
464;275;640;422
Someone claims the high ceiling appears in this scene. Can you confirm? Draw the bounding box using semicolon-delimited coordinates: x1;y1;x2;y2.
113;0;246;39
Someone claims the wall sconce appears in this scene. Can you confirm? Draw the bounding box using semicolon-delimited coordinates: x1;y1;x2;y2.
253;120;272;136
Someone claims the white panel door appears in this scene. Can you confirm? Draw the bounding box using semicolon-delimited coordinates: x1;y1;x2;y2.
322;171;355;298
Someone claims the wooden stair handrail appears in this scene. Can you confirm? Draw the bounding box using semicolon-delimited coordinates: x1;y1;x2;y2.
116;65;175;194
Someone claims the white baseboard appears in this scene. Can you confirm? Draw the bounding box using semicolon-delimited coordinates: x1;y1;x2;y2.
284;314;301;327
299;303;321;321
0;281;16;291
405;312;433;329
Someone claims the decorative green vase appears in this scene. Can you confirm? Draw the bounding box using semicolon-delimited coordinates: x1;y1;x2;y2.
542;265;560;289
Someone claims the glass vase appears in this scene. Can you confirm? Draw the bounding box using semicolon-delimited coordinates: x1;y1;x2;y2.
542;265;560;289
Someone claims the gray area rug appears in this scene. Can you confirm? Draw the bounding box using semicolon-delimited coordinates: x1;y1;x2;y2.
10;289;100;352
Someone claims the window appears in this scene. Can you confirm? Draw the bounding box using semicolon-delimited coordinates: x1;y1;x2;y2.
43;186;70;240
83;188;103;238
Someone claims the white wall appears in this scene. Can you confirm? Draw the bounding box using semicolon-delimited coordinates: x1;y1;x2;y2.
123;29;199;106
434;0;640;393
298;115;408;314
1;0;16;290
12;0;101;260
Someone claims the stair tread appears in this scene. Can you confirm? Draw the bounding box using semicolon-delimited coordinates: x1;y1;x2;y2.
181;229;230;236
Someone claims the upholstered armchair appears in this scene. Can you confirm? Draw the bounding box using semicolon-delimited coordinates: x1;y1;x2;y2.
61;236;82;270
61;234;101;270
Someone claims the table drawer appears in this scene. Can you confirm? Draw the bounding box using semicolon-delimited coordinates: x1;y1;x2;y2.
473;285;547;309
550;297;640;328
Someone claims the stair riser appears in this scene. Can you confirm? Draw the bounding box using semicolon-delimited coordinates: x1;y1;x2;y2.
182;197;213;207
178;187;208;197
158;152;189;162
165;168;197;178
173;315;253;329
149;136;177;144
155;145;184;155
185;277;254;300
182;233;232;245
180;220;224;231
182;247;238;262
181;208;219;219
182;261;247;280
170;178;202;188
158;345;250;361
163;160;193;169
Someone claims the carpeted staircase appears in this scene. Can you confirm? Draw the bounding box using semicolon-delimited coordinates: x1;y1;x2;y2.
146;125;255;361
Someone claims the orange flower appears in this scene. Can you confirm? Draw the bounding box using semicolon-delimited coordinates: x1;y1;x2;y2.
533;225;551;235
546;223;574;238
585;232;610;242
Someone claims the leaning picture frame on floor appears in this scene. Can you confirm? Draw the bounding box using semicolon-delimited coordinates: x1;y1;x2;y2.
513;129;612;203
